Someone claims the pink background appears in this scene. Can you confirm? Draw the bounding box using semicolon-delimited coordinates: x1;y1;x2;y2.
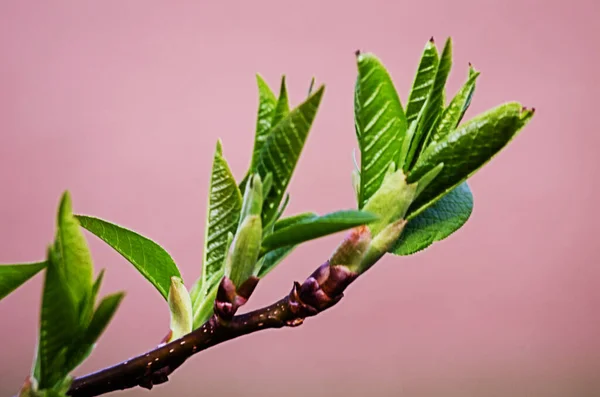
0;1;598;396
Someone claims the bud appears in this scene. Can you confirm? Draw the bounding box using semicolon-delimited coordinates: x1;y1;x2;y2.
239;173;263;226
167;276;193;342
225;215;262;288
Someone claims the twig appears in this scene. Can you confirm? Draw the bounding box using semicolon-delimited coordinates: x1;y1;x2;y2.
67;261;357;397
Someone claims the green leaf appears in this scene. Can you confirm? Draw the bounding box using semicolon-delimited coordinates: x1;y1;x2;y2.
38;248;79;389
261;210;378;251
391;182;473;255
255;85;325;222
200;141;243;289
54;192;94;306
272;212;317;232
406;38;453;168
75;215;181;300
249;74;278;173
85;292;124;344
405;39;439;125
257;245;295;278
432;65;480;143
408;102;534;213
0;261;46;301
354;52;407;208
270;76;290;130
64;292;124;372
256;213;319;278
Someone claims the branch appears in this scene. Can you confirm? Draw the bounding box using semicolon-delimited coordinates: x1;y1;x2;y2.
67;262;358;397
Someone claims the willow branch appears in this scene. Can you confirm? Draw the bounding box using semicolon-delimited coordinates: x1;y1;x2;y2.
67;261;358;397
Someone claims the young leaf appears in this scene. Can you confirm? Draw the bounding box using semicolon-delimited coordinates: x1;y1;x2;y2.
261;210;378;251
200;141;243;289
255;85;325;223
354;52;407;208
408;103;534;212
168;277;192;341
255;213;319;278
270;76;290;130
257;245;295;278
432;66;480;144
54;192;94;306
38;248;79;389
64;291;124;372
406;38;453;168
272;212;317;232
38;192;95;388
405;39;439;125
391;182;473;255
0;261;46;301
249;74;278;172
75;215;181;300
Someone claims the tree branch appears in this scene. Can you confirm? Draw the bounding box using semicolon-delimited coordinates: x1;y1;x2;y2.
67;261;358;397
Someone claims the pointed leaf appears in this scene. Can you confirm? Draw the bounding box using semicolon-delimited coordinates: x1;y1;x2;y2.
408;102;534;213
0;261;46;301
75;215;181;300
255;85;325;222
38;248;79;389
354;53;407;208
405;39;439;125
270;76;290;129
64;292;124;372
432;66;480;143
391;182;473;255
199;141;243;291
272;212;317;232
406;38;453;168
257;245;295;278
261;210;378;251
249;74;278;172
54;192;94;306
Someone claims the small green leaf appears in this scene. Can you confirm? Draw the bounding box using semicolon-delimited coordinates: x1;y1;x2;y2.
0;261;46;301
76;215;181;300
270;76;290;129
391;182;473;255
249;74;278;172
255;85;325;222
273;212;317;232
64;291;124;372
168;277;192;341
408;102;534;212
55;192;94;306
83;292;124;347
406;38;453;168
432;66;480;143
261;210;378;251
354;52;407;208
196;141;242;299
38;248;79;389
257;245;295;279
405;39;439;125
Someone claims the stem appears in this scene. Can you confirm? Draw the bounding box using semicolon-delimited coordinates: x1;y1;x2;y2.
67;262;358;397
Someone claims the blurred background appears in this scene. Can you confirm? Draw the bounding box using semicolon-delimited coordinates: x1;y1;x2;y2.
0;1;598;396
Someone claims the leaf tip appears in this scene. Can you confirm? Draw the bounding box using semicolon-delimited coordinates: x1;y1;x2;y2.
354;49;361;57
429;36;435;43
